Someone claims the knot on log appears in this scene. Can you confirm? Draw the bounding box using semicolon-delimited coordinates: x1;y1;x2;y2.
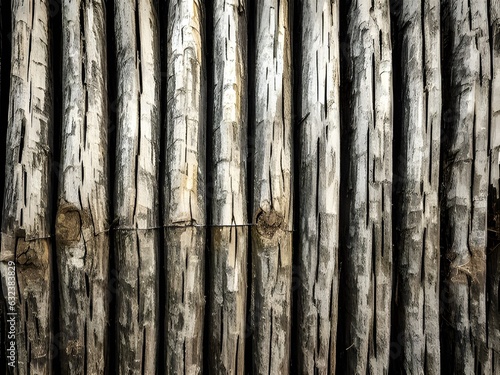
56;203;82;244
255;209;284;239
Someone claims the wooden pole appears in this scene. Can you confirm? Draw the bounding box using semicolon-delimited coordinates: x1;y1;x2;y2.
344;0;393;373
1;0;53;373
114;0;160;373
56;1;109;373
164;1;206;373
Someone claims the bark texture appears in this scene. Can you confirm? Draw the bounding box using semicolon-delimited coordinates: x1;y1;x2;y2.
393;0;441;373
251;0;293;374
164;1;206;373
441;0;492;372
344;0;393;373
1;0;53;373
114;1;160;374
56;1;109;373
207;1;248;374
296;1;340;373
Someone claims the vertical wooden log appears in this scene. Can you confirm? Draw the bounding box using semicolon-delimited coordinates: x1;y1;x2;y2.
251;1;292;373
344;0;393;373
208;1;248;373
488;0;500;370
0;0;53;373
114;0;160;373
296;1;340;373
393;1;441;373
164;1;206;373
56;1;109;373
441;0;491;372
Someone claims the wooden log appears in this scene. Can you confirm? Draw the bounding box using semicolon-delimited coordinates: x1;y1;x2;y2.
392;1;441;373
0;0;53;373
441;0;492;372
344;0;393;373
114;0;160;373
56;1;109;373
250;1;292;373
488;0;500;370
296;1;340;373
164;1;206;373
207;1;248;373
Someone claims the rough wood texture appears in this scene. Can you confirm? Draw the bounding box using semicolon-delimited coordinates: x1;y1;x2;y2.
0;0;53;373
164;1;206;373
251;1;292;374
441;0;492;373
206;1;248;374
488;0;500;370
56;1;109;373
344;0;393;373
296;1;340;373
393;1;441;373
114;0;160;373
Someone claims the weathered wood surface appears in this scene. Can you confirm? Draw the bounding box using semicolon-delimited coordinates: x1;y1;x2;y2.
0;0;53;373
344;0;393;373
392;1;441;373
56;1;109;374
296;1;340;374
488;0;500;371
114;0;160;373
207;1;248;374
251;0;292;374
164;1;206;373
441;0;492;372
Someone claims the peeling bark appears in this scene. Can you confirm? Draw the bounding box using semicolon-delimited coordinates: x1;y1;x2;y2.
207;1;248;374
0;0;53;373
344;0;393;373
164;1;206;373
296;1;340;373
55;1;109;373
393;0;441;373
251;1;293;374
441;0;492;372
114;0;160;374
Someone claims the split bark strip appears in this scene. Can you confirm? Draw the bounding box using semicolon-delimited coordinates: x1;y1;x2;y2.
0;0;53;373
56;1;109;373
441;0;492;373
488;0;500;369
164;1;206;373
393;1;441;373
114;1;160;374
344;0;393;373
208;1;248;373
251;1;292;373
296;1;340;373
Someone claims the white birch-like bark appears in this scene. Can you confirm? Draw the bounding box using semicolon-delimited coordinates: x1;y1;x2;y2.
344;0;393;373
1;0;53;373
56;1;109;373
207;1;248;374
114;1;160;373
296;1;340;373
164;1;206;373
251;1;292;373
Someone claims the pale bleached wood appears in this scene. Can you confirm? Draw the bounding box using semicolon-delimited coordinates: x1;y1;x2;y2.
164;1;206;373
114;0;160;373
441;0;492;372
0;0;53;373
56;1;109;373
251;0;292;373
344;0;393;373
393;1;441;373
208;1;248;374
488;0;500;368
